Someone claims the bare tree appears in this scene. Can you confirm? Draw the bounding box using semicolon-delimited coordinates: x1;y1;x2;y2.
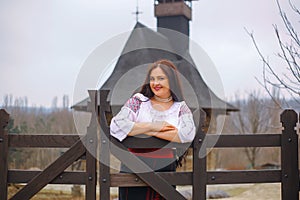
51;96;58;109
2;94;14;107
62;94;69;109
248;0;300;101
231;91;282;168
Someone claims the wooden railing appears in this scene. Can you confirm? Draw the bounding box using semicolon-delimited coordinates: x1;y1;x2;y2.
0;91;98;200
0;89;299;200
99;89;299;200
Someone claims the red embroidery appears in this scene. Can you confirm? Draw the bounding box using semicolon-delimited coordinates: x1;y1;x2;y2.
179;102;191;117
125;97;142;113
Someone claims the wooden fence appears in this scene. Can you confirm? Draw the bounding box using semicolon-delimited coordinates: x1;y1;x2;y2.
0;91;98;200
0;89;299;200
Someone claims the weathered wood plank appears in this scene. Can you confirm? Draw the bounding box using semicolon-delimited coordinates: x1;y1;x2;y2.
193;132;206;200
99;89;111;200
113;133;281;149
207;170;281;184
192;108;206;200
85;90;98;200
12;133;275;149
8;134;81;148
0;109;9;200
86;152;96;199
110;170;282;186
8;170;86;184
208;134;281;148
8;169;283;186
111;172;192;187
10;138;86;200
280;110;299;200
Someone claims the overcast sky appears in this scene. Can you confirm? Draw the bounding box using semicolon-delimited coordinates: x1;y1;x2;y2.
0;0;299;107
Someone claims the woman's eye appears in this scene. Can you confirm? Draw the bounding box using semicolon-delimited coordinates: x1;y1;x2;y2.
150;77;155;81
159;77;165;81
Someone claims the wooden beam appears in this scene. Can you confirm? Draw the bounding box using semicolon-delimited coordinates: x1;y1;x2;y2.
0;109;9;200
210;134;281;148
207;170;281;184
8;170;86;184
155;1;192;20
193;132;206;200
280;110;299;200
111;172;192;187
10;137;86;200
193;108;206;200
112;133;281;149
8;134;83;148
85;90;98;200
7;133;281;149
110;170;282;187
8;134;81;148
99;89;111;200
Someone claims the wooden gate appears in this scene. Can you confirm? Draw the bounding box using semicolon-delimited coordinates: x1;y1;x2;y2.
0;91;98;200
0;89;299;199
98;89;299;200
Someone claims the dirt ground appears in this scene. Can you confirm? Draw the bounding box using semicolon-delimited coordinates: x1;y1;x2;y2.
207;183;281;200
9;183;296;199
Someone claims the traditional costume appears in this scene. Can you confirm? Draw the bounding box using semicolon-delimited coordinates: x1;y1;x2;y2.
110;93;195;200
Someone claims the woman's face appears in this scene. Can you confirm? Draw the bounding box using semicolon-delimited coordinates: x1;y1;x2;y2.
149;67;171;98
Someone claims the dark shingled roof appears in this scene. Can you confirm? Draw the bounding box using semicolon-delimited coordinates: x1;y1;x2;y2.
72;22;237;112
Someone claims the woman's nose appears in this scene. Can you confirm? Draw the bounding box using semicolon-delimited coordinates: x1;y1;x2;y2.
152;78;159;84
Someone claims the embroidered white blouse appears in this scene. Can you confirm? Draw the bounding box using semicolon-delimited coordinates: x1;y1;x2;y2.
110;93;196;143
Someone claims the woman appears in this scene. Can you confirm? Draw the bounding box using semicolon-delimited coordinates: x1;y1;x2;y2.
110;59;196;200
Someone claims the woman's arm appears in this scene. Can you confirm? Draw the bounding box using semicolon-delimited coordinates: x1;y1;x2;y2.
128;121;175;136
140;102;196;143
145;128;181;143
177;102;196;143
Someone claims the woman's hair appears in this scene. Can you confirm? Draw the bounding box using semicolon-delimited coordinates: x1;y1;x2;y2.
140;59;188;168
140;59;184;102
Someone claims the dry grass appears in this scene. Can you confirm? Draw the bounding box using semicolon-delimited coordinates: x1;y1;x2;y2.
8;185;83;200
8;183;288;200
208;183;281;200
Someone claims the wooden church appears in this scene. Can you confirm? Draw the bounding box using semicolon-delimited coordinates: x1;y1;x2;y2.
73;1;237;171
73;0;237;119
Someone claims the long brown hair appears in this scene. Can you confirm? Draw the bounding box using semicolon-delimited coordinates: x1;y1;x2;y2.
140;59;184;102
140;59;188;168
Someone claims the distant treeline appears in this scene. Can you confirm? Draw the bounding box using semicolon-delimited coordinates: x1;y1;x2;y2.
2;94;70;109
2;94;76;169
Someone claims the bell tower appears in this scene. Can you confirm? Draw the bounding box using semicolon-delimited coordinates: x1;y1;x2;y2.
155;0;195;54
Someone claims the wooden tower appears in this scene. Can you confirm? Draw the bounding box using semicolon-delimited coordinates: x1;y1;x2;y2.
155;0;195;55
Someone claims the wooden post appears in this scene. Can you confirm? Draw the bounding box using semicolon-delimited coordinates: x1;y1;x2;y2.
99;90;111;200
280;109;299;200
86;90;98;200
193;109;206;200
0;109;9;200
206;112;217;170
